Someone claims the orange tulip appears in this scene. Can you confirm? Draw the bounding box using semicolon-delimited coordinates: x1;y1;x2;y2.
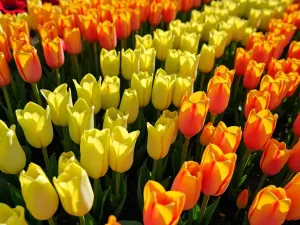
201;144;237;196
39;3;53;25
207;76;231;116
78;14;98;43
214;65;235;87
38;21;59;40
0;13;15;37
274;72;292;100
243;109;277;151
246;32;265;50
113;9;131;40
63;28;82;55
42;37;65;69
270;23;296;47
64;3;88;27
286;4;300;14
211;121;242;154
9;32;30;51
13;44;42;83
0;52;11;88
163;1;177;23
288;41;300;60
105;215;121;225
267;58;284;78
234;48;253;76
236;189;249;209
171;161;202;210
244;90;270;119
0;30;12;62
284;173;300;221
288;139;300;173
143;180;185;225
178;91;210;138
193;0;201;8
140;0;150;23
9;19;30;38
91;0;110;9
181;0;193;12
285;58;300;74
97;21;117;50
97;4;115;23
248;185;291;225
199;122;216;146
266;33;286;59
149;2;163;26
260;139;291;176
294;114;300;138
243;60;265;89
252;40;274;66
130;8;141;32
58;15;76;37
286;72;300;97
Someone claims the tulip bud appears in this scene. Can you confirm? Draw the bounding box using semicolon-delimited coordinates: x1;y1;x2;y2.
249;185;291;225
119;88;139;124
109;126;139;173
288;139;300;173
198;44;215;73
19;163;59;220
0;13;15;37
53;163;94;216
152;69;176;111
179;51;199;81
0;203;27;225
121;49;140;80
178;91;210;138
161;110;178;143
201;144;237;196
9;19;30;38
80;128;110;179
248;9;262;28
165;49;181;75
149;2;163;26
190;10;205;23
140;48;156;76
153;29;174;61
0;30;12;62
243;60;265;89
234;48;253;76
100;49;120;77
131;71;153;108
163;1;177;23
172;161;202;210
180;32;200;55
244;90;270;119
73;74;101;114
294;114;300;138
200;122;216;146
100;76;120;110
63;28;82;55
202;15;219;42
105;215;120;225
236;189;249;209
169;19;185;49
0;52;10;88
172;76;193;108
67;98;94;144
143;180;185;225
97;21;117;50
208;29;228;59
244;109;278;151
42;37;64;69
284;173;300;220
58;151;80;175
135;34;152;50
113;9;131;40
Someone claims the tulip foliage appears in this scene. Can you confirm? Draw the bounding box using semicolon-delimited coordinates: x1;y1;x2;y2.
1;0;300;225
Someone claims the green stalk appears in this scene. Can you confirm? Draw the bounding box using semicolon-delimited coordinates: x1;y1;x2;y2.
233;76;242;102
236;148;252;183
198;195;210;225
47;217;55;225
63;126;70;152
210;113;216;124
2;86;14;124
79;216;85;225
55;69;60;86
115;172;121;200
93;178;100;214
152;160;158;180
188;208;193;225
199;74;206;91
72;55;81;81
281;171;294;187
41;147;50;173
233;208;240;224
121;39;127;50
8;69;18;99
93;42;99;78
253;173;267;197
31;83;43;106
180;137;190;167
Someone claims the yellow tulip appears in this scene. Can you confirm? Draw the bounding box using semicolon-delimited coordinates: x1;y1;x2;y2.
41;83;72;127
236;0;247;17
209;29;228;59
218;21;233;46
214;8;229;21
58;151;80;175
202;15;219;42
248;9;262;28
179;51;200;80
180;32;201;55
135;34;153;50
100;76;120;110
198;44;215;73
109;126;140;173
0;203;27;225
172;76;194;108
241;27;257;47
152;29;174;61
100;49;120;77
228;17;248;41
152;69;176;111
19;163;59;220
169;19;185;49
121;49;140;80
16;102;53;149
190;10;205;23
67;98;94;145
161;110;179;143
165;49;181;75
184;22;204;35
131;71;153;108
53;163;94;216
73;73;101;114
140;48;156;76
80;128;110;179
147;117;175;160
0;120;26;174
103;107;128;131
259;9;275;30
119;88;139;124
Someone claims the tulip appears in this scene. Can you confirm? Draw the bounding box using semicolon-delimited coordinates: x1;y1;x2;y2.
58;151;80;175
0;30;12;62
9;19;30;38
244;90;270;119
266;33;286;59
252;40;274;65
80;128;110;179
106;215;120;225
179;51;199;81
113;9;131;40
97;4;115;22
259;9;275;30
140;48;156;75
131;71;153;108
234;48;253;76
180;32;200;55
241;27;258;48
236;189;249;209
0;52;10;88
149;2;163;26
73;74;101;114
0;13;15;37
163;1;177;23
143;180;185;225
119;88;139;124
248;185;291;225
100;49;120;77
260;139;291;176
202;15;219;42
198;44;215;73
152;29;174;61
201;144;237;196
214;65;235;87
229;17;248;42
165;49;181;75
77;14;98;43
169;19;185;49
147;117;175;160
184;21;204;35
67;98;94;145
130;8;140;32
200;122;216;146
267;58;284;77
161;110;179;143
103;107;128;131
284;173;300;220
139;0;150;23
288;41;300;60
208;29;228;59
100;76;120;110
121;49;140;80
38;21;58;40
135;34;152;50
9;32;30;51
42;37;64;69
152;69;176;111
41;84;72;127
172;76;193;108
217;21;233;46
109;126;139;173
244;109;278;151
190;10;205;22
243;60;265;89
19;163;59;220
288;139;300;173
294;114;300;137
0;120;26;174
0;203;27;225
248;9;262;28
16;102;53;149
53;163;94;216
246;32;265;50
64;28;82;55
97;21;117;50
178;91;210;138
58;15;76;37
286;72;300;97
172;161;202;210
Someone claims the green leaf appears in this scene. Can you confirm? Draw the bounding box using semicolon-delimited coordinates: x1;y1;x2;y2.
161;176;171;189
242;212;249;225
113;192;127;218
48;154;58;179
0;178;12;203
137;160;149;211
105;174;112;189
193;204;201;221
202;197;220;225
119;221;143;225
237;175;248;188
97;187;111;223
85;213;96;225
9;184;25;207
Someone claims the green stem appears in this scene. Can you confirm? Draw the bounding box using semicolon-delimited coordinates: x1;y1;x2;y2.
55;69;60;86
198;195;210;225
152;160;158;180
196;145;205;163
160;60;165;70
281;171;294;187
236;148;252;182
41;147;50;173
180;137;190;167
2;86;14;124
8;69;18;99
72;55;81;81
188;208;193;225
47;217;55;225
121;39;127;50
93;42;99;78
63;126;70;152
31;83;43;106
254;173;267;197
181;12;188;22
115;172;121;200
157;110;161;120
93;178;99;214
233;208;240;224
79;216;85;225
210;113;216;124
233;76;242;102
199;74;205;91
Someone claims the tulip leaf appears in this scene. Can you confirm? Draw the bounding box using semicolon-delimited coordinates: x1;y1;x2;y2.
137;160;149;211
113;192;127;218
159;156;169;181
193;204;201;221
85;213;96;225
202;197;220;225
242;212;249;225
0;103;9;123
237;175;248;188
48;154;58;179
97;187;111;224
105;174;112;188
0;178;12;203
119;221;143;225
9;184;25;207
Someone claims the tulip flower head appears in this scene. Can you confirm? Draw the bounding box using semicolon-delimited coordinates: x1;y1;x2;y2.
119;88;139;124
9;32;30;51
284;173;300;220
202;15;219;42
100;49;120;77
244;90;270;119
198;44;215;73
135;34;153;50
243;60;265;89
63;28;82;55
58;15;76;37
42;37;65;69
208;29;228;59
288;139;300;173
165;49;181;75
0;52;10;88
130;8;140;32
131;71;153;108
234;48;253;76
78;14;98;43
113;9;131;40
58;151;80;175
9;19;30;38
169;19;186;49
121;48;140;80
140;48;156;75
0;203;27;225
149;2;163;26
200;122;216;146
180;32;200;55
152;29;174;61
179;51;199;81
38;20;58;40
172;76;194;108
106;215;121;225
163;0;177;23
161;110;179;143
100;76;120;110
97;21;117;50
214;65;235;86
236;189;249;209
